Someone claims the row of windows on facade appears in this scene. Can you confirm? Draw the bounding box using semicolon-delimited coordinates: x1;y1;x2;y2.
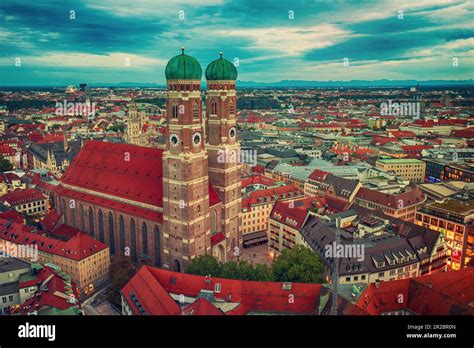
60;201;161;266
171;99;235;118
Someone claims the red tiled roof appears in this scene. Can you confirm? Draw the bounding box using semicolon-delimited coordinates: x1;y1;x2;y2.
1;188;47;206
210;232;225;246
61;140;165;207
0;218;107;261
182;297;223;315
18;265;80;314
387;130;417;138
0;145;16;156
308;169;330;182
241;175;277;188
356;184;425;209
270;198;318;230
121;266;322;315
121;265;181;315
50;224;83;240
59;140;221;215
355;268;474;315
0;210;24;224
40;209;62;232
242;185;303;210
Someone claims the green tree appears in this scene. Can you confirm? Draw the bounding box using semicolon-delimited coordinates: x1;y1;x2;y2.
108;123;125;133
0;156;12;173
185;255;222;277
106;255;137;306
253;263;274;281
272;246;325;284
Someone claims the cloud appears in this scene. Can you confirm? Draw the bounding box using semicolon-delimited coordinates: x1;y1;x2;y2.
0;0;472;84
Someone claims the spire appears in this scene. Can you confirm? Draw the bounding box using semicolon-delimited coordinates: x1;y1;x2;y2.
219;51;223;59
181;47;185;55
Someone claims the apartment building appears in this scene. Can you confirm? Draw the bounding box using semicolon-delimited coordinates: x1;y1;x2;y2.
375;158;426;182
241;185;304;248
299;207;447;286
414;191;474;270
0;218;109;291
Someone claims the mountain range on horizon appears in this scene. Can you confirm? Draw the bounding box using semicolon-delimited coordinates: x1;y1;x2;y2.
2;79;474;89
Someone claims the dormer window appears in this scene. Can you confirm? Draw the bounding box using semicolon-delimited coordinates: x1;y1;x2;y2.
214;283;221;293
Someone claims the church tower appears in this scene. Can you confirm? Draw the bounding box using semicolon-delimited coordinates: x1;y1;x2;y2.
162;49;211;272
205;52;242;259
127;102;148;146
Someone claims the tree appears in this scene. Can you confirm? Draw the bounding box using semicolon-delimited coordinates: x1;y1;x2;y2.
185;255;222;277
0;156;12;173
272;246;325;284
253;263;274;282
106;255;137;306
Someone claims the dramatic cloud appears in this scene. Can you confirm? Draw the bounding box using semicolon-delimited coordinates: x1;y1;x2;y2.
0;0;472;85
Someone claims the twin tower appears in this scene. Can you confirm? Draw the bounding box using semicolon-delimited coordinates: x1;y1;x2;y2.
162;49;241;272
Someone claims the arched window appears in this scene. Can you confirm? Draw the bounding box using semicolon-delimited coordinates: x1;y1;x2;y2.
193;101;199;118
60;199;67;224
174;259;181;272
98;210;104;243
142;223;148;256
70;201;76;227
88;207;95;237
80;205;85;230
119;215;125;253
108;212;115;255
211;210;217;234
211;99;217;115
172;104;178;118
131;219;137;262
229;99;235;114
154;225;161;267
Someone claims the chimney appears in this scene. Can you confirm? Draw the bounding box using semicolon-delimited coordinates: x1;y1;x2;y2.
375;280;381;289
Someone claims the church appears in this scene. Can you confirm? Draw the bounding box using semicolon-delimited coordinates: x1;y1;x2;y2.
54;49;242;272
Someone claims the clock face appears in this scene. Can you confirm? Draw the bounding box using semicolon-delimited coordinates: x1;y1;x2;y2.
228;127;237;139
170;134;179;146
193;132;202;146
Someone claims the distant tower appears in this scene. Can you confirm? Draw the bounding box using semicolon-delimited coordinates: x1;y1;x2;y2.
127;102;148;146
162;48;211;272
205;52;242;259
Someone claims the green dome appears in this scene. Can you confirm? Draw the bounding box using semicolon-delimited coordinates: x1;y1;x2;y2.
165;49;202;80
205;53;238;81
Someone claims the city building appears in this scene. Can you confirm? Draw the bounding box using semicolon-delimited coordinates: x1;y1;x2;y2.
299;207;447;286
54;50;242;272
1;188;49;216
121;265;323;315
0;257;31;314
0;218;109;291
350;267;474;315
414;191;474;270
375;158;426;182
241;185;303;248
354;183;426;222
126;102;148;147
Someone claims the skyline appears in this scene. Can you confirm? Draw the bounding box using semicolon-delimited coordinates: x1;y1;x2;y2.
0;0;473;85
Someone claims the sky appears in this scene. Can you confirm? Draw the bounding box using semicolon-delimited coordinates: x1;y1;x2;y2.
0;0;473;85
